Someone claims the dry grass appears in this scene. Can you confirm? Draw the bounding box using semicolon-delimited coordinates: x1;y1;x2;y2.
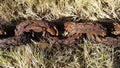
0;0;120;68
0;0;120;23
0;41;114;68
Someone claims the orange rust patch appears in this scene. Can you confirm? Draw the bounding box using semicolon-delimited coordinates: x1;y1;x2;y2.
112;23;120;35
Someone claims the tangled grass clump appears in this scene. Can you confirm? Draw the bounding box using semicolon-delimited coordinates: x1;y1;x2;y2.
0;0;120;24
0;41;114;68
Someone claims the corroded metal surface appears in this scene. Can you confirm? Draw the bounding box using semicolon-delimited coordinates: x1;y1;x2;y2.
0;19;120;48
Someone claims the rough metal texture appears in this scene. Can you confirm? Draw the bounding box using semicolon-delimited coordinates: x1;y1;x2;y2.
0;34;31;48
63;22;107;43
0;19;120;48
15;20;58;36
112;23;120;35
